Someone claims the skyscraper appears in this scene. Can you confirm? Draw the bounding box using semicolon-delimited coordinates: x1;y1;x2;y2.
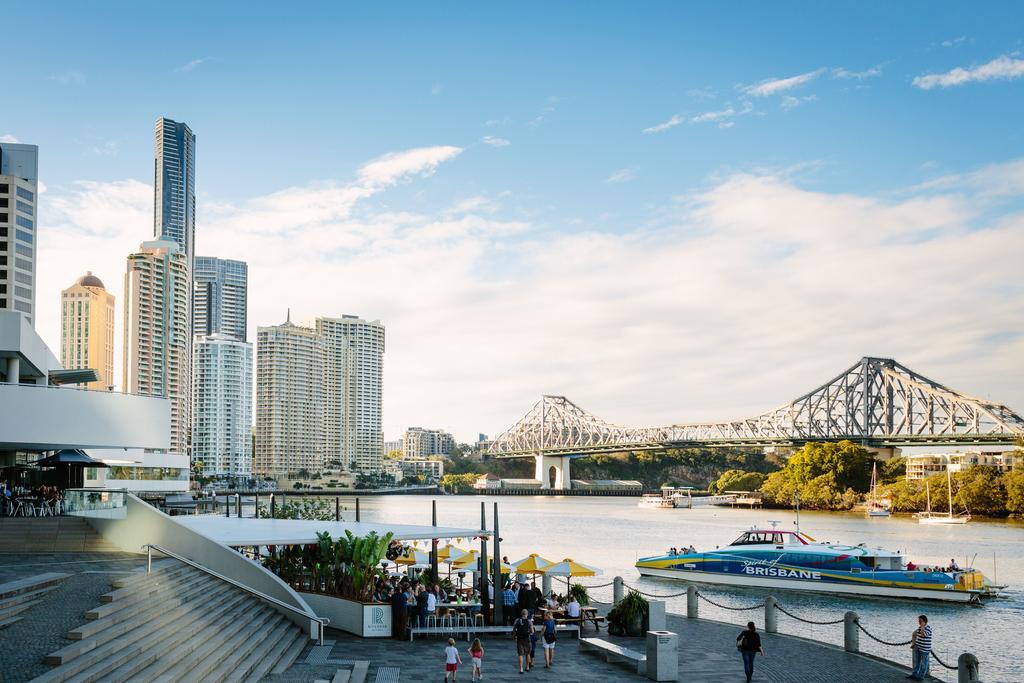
192;333;253;477
255;316;325;475
317;315;385;472
124;239;191;455
255;313;385;475
0;143;39;325
194;256;247;341
60;272;115;390
153;118;196;267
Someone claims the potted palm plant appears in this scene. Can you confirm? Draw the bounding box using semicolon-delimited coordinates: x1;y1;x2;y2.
607;589;649;637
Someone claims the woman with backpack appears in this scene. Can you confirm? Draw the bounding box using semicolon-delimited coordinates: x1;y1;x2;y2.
541;611;557;668
736;621;765;682
512;609;533;674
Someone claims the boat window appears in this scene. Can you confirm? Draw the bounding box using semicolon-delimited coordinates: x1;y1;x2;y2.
772;533;784;545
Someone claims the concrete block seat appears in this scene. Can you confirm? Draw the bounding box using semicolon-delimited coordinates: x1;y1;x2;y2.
29;560;311;682
0;573;70;629
579;636;647;675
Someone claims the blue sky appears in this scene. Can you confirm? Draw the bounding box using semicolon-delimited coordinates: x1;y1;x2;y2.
5;2;1024;439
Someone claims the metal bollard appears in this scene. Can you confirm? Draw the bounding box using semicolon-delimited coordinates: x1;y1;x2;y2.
843;612;859;653
236;493;241;517
270;493;276;518
957;653;980;683
764;596;777;633
686;585;698;619
613;576;624;604
335;497;340;521
542;573;552;596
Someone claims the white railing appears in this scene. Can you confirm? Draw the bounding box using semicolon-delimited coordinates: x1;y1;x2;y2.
143;543;328;645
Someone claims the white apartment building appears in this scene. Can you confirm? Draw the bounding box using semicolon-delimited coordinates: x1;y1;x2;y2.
0;143;39;324
383;439;402;456
255;317;325;476
402;427;455;459
192;334;253;477
904;450;1019;480
317;315;385;472
123;239;191;456
397;456;445;481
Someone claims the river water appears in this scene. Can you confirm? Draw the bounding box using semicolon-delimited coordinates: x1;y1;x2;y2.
332;494;1023;682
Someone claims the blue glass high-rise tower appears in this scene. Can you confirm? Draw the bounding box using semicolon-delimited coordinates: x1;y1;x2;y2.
153;117;195;268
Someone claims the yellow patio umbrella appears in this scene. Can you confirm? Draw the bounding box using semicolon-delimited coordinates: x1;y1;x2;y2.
395;548;431;566
512;553;554;575
540;557;602;593
451;549;479;570
438;543;470;563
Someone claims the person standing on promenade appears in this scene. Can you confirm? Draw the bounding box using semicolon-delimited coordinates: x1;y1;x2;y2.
503;583;517;625
541;610;557;668
467;638;484;681
519;580;538;619
391;582;409;640
444;637;462;681
908;615;932;680
736;621;764;682
512;608;533;674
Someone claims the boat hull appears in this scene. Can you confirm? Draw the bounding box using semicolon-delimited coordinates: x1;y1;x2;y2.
917;517;969;525
635;566;979;603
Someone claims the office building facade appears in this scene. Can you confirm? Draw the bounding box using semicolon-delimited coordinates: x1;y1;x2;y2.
192;334;253;477
60;272;115;390
255;318;325;475
0;143;39;325
194;256;247;341
123;239;191;456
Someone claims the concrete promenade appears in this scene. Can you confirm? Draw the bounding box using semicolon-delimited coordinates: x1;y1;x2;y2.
268;608;941;682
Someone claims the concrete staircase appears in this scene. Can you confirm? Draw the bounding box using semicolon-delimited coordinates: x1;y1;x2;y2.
30;560;310;682
0;572;70;629
0;517;121;553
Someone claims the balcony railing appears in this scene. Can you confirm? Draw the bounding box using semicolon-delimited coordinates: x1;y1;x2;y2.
63;488;128;518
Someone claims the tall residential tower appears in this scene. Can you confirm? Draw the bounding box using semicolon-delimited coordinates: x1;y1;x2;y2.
154;118;196;267
0;143;39;325
192;333;253;477
60;272;115;390
124;239;191;455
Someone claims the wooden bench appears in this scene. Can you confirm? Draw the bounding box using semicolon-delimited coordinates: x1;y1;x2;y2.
579;637;646;675
557;614;607;631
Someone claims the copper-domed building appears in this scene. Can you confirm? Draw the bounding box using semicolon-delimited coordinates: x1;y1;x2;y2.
60;271;115;390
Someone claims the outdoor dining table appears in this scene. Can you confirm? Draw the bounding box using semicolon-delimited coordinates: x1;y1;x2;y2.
438;602;482;609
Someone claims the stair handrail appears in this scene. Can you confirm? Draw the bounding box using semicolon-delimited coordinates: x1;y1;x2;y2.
142;543;328;645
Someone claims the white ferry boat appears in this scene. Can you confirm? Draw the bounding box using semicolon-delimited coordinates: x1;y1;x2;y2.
636;523;995;603
638;493;674;509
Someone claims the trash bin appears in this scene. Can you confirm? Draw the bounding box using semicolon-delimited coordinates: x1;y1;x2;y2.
645;630;678;681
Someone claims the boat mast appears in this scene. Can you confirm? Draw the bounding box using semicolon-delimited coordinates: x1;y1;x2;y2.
925;480;931;517
946;466;954;518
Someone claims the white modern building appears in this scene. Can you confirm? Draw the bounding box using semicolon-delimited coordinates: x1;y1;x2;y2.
383;439;402;456
396;456;445;481
905;450;1019;481
255;316;325;476
192;334;253;477
402;427;455;459
317;315;385;472
0;142;39;325
194;256;247;342
0;310;179;491
123;239;191;457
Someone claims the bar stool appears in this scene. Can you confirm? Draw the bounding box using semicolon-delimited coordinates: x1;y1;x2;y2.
473;613;485;627
440;608;454;634
425;613;439;633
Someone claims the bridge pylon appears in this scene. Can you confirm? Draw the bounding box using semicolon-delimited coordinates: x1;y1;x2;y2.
534;454;571;490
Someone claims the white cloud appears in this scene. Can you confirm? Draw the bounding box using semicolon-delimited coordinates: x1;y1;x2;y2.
832;66;882;80
0;134;18;143
176;58;210;73
781;94;817;110
942;36;968;48
744;68;825;96
606;167;636;184
642;114;683;134
686;87;716;100
481;136;510;147
49;71;87;86
690;101;754;126
913;55;1024;89
33;153;1024;443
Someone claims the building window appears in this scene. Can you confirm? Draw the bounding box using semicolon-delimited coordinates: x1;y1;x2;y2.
15;200;32;216
15;216;32;230
14;286;31;299
15;244;31;258
13;300;30;313
16;187;33;202
0;183;7;193
15;229;32;244
0;213;7;223
15;258;30;272
14;271;31;286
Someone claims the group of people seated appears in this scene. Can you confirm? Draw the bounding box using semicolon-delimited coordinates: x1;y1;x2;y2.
669;544;697;555
1;481;62;516
905;558;961;573
385;575;483;638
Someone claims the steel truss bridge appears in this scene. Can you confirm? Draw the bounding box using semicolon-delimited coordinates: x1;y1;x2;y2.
489;357;1024;458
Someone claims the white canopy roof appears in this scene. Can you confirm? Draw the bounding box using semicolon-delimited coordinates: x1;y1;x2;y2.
175;515;487;546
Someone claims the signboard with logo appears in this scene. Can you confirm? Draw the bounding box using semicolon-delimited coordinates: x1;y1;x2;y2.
302;592;392;638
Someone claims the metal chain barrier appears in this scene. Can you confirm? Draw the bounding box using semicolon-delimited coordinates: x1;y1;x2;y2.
854;620;914;647
775;603;846;625
930;651;957;671
576;581;616;589
695;591;764;611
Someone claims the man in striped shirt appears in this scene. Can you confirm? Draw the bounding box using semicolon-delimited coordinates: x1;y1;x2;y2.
908;614;932;680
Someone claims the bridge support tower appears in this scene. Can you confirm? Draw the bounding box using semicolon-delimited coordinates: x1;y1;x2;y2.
534;454;571;490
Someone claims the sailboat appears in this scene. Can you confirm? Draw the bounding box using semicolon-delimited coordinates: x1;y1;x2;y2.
866;462;891;517
916;467;970;525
